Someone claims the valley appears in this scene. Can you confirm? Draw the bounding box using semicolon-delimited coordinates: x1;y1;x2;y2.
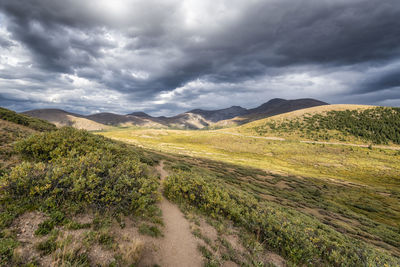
22;98;328;130
1;104;400;266
2;1;399;266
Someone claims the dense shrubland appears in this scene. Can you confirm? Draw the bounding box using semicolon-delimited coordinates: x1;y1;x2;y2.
0;107;55;177
252;107;400;144
2;106;399;265
0;107;56;132
1;127;159;219
164;171;400;266
0;127;160;265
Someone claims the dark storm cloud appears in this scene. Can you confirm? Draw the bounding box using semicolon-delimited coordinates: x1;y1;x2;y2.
0;0;400;115
0;35;13;48
360;69;400;93
5;18;115;73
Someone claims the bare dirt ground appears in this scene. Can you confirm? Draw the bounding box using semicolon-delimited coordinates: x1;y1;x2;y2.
139;161;203;267
12;211;51;265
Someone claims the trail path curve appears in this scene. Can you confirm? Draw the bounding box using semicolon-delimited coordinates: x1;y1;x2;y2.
140;161;203;267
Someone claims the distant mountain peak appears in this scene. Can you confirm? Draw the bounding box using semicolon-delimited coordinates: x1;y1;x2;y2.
22;97;329;130
128;112;152;118
23;108;83;117
264;98;286;104
246;98;328;119
187;105;247;122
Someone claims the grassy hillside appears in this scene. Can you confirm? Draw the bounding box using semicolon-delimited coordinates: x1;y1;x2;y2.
0;107;56;132
97;104;400;265
0;108;56;177
0;120;36;177
239;105;400;145
99;128;400;187
164;167;398;266
23;108;112;131
0;125;162;266
2;106;400;266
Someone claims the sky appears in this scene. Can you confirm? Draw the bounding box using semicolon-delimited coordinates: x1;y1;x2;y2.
0;0;399;116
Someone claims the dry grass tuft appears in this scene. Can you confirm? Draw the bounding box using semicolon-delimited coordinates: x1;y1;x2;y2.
118;238;144;264
52;234;89;267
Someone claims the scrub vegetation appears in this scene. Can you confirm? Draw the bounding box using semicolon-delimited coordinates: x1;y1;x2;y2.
99;127;400;187
0;110;162;266
0;107;56;132
98;106;400;266
164;169;399;266
1;106;400;266
246;107;400;144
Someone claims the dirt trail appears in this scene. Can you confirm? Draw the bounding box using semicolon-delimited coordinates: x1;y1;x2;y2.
299;140;400;150
219;131;285;141
141;161;203;267
219;131;400;151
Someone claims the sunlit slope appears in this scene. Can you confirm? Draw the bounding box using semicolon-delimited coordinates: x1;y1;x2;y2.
23;108;111;131
233;104;400;145
244;104;372;121
234;104;371;131
98;127;400;189
94;105;400;264
98;124;400;263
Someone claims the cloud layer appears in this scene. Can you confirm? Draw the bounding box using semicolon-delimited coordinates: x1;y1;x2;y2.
0;0;399;115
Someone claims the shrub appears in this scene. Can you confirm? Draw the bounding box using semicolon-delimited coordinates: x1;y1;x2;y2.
36;231;58;255
98;232;115;249
164;171;400;266
0;237;18;265
35;219;56;236
1;127;160;217
138;223;162;237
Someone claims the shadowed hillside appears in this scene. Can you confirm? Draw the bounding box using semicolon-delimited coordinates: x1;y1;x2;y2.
1;106;399;266
22;109;110;131
1;107;56;132
23;98;328;130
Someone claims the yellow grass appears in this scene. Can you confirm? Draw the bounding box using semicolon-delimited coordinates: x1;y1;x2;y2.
98;127;400;191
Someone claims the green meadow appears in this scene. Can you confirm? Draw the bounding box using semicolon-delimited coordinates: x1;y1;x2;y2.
98;122;400;264
1;106;399;266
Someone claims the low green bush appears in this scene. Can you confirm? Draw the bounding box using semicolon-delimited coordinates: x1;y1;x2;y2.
35;219;56;236
138;223;162;237
164;171;400;266
98;232;115;249
36;231;58;256
1;127;160;219
0;127;160;265
0;237;18;265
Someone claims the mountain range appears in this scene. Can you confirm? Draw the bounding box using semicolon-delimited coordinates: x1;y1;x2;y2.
22;98;328;130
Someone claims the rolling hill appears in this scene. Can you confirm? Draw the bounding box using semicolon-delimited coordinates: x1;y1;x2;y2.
22;98;328;130
236;104;400;145
22;109;110;131
241;98;328;121
1;106;399;266
188;105;248;122
97;103;400;265
0;107;56;175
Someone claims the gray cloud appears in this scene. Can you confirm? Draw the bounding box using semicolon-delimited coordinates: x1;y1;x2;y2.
360;70;400;93
0;0;399;116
